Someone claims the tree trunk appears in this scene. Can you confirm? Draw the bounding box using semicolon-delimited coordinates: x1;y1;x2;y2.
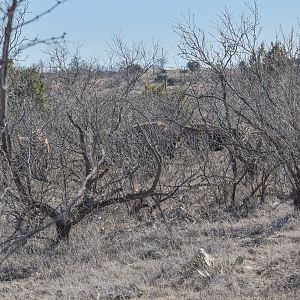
56;217;72;242
292;187;300;210
0;0;18;128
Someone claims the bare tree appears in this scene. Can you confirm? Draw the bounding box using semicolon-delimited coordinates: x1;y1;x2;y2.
5;0;298;261
0;0;68;257
173;1;300;209
0;31;199;258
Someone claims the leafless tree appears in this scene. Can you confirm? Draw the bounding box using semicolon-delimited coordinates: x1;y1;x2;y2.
173;1;299;209
4;0;299;261
0;0;68;257
0;30;199;258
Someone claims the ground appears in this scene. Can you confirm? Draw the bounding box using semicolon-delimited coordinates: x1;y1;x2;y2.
1;196;300;299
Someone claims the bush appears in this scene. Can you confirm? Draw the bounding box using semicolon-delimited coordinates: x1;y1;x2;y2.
167;78;176;86
187;61;200;72
9;66;47;109
144;82;167;94
126;63;143;73
155;73;168;83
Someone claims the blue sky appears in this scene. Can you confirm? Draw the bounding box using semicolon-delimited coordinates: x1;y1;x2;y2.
19;0;300;68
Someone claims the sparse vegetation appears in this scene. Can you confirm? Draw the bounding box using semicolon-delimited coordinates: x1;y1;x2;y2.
0;1;300;299
9;65;47;108
187;60;200;72
167;77;176;86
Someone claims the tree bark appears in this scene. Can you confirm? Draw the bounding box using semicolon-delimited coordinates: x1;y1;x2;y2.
0;0;17;128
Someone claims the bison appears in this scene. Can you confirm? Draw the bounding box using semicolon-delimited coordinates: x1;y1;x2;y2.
132;121;179;160
178;124;229;152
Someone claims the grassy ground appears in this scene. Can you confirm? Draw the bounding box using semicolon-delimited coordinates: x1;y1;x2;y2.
1;196;300;299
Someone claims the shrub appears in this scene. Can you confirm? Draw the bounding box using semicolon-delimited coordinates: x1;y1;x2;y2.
9;66;47;109
127;63;143;73
144;82;167;95
155;73;168;83
167;78;176;86
187;60;200;72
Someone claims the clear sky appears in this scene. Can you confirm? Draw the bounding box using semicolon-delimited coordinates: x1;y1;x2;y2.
19;0;300;68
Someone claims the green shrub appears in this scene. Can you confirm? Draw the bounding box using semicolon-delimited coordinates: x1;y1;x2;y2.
187;60;200;72
144;82;167;95
126;63;143;73
9;66;47;109
167;78;176;86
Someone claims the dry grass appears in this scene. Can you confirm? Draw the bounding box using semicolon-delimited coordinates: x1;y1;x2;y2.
1;196;300;299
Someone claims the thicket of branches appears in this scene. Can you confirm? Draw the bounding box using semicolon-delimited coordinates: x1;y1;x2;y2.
1;0;299;259
174;1;300;208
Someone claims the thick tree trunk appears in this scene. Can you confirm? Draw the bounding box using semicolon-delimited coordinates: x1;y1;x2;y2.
292;165;300;210
56;217;72;242
292;187;300;210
